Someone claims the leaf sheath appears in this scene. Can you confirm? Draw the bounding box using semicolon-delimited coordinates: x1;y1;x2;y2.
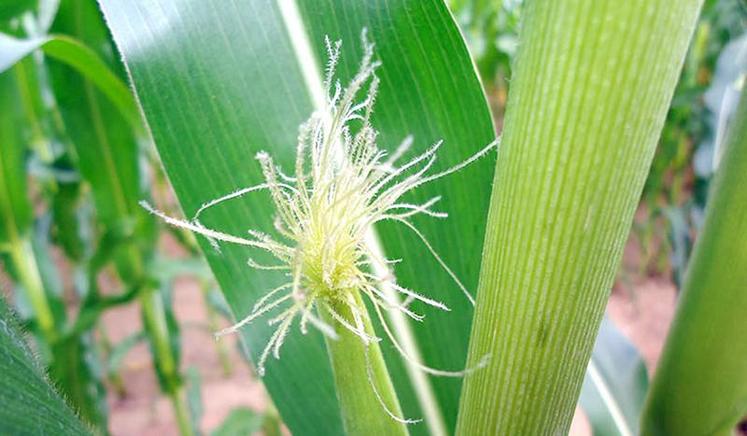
641;80;747;436
456;1;703;434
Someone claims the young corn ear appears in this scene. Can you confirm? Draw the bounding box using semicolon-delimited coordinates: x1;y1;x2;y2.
143;32;496;431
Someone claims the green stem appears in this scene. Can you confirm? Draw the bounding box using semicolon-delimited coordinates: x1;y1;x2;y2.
140;286;193;436
98;323;127;396
641;83;747;436
201;284;232;376
124;249;168;370
456;1;702;434
172;385;194;436
140;288;177;377
8;238;57;342
320;292;408;436
134;243;191;435
8;240;107;427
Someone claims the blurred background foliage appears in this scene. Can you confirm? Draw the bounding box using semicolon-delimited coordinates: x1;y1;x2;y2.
0;0;745;434
0;0;280;434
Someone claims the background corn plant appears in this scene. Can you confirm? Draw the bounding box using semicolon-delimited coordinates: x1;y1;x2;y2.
1;0;746;435
1;0;257;434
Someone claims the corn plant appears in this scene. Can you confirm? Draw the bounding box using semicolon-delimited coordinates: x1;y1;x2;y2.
2;0;746;435
95;2;497;433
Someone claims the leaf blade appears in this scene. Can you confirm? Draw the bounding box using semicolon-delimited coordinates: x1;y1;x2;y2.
0;32;141;129
98;1;495;434
0;296;91;435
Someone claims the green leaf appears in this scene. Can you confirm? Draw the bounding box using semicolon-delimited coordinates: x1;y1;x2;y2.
4;55;59;165
211;407;263;436
0;0;59;34
0;32;141;129
98;1;495;434
48;0;155;278
579;317;648;436
28;224;67;326
0;296;91;435
642;71;747;436
0;1;37;27
50;177;87;262
0;69;33;246
48;332;109;429
44;1;137;219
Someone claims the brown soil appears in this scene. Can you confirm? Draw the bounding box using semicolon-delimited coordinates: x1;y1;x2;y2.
105;276;268;435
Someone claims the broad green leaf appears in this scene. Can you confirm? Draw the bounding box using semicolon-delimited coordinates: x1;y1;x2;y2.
99;0;495;434
579;317;648;436
0;296;91;435
0;32;141;129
